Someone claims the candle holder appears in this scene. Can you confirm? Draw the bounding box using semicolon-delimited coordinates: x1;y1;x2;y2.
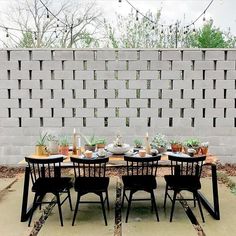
72;128;77;155
145;133;151;155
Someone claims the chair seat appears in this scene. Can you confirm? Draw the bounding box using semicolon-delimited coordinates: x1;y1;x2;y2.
122;175;157;190
32;177;73;193
164;175;201;191
74;177;109;193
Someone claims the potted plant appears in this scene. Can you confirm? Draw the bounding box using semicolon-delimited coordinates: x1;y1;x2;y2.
59;136;70;156
35;132;48;156
133;139;143;152
84;135;97;152
134;139;143;148
47;134;59;154
151;133;168;153
170;140;182;153
96;138;107;149
200;142;209;155
183;138;201;154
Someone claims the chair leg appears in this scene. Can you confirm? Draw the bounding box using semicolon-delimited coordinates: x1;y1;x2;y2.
72;193;81;226
56;193;63;226
151;190;159;222
163;184;168;209
121;187;125;207
106;190;110;211
67;189;73;211
193;192;196;207
125;190;133;223
196;192;205;223
170;191;177;222
28;193;38;227
100;193;108;226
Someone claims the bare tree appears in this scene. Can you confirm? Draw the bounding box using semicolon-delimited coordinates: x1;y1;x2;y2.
0;0;103;48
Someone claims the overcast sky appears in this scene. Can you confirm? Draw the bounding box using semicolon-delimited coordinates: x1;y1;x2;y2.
99;0;236;34
0;0;235;46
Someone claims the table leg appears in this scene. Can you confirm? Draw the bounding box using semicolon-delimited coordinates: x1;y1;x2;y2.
198;164;220;220
21;166;31;222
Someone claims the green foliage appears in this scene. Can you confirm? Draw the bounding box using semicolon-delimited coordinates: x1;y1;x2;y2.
47;134;58;142
18;31;34;48
151;133;168;149
217;172;236;196
59;136;69;147
104;9;164;48
96;138;106;144
184;138;201;148
133;139;143;148
36;132;48;146
83;135;97;146
190;21;235;48
170;140;182;145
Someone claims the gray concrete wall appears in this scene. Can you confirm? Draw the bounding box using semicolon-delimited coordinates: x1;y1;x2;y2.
0;48;236;164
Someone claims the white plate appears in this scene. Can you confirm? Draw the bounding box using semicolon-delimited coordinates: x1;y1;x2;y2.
48;154;67;159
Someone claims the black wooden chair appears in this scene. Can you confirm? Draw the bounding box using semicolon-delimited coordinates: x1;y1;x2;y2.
25;156;73;227
122;154;161;223
70;156;110;226
163;154;206;222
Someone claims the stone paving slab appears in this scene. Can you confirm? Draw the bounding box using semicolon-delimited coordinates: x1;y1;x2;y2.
0;176;236;236
0;178;16;192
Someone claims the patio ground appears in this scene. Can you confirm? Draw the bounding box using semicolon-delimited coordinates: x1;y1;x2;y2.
0;173;236;236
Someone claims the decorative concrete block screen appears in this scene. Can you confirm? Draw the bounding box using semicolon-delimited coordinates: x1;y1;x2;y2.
0;49;236;163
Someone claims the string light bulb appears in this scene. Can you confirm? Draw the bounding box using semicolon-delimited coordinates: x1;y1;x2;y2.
136;10;139;21
46;9;49;18
34;32;37;41
5;28;9;37
203;11;206;21
152;25;155;30
161;25;164;34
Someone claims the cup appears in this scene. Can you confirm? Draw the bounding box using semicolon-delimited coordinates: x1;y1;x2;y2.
139;149;146;157
98;148;106;157
84;150;93;158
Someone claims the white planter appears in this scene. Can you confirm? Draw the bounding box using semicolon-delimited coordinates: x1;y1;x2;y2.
106;143;130;154
47;141;59;154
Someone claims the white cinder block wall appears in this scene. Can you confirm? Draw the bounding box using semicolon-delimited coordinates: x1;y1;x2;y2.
0;49;236;164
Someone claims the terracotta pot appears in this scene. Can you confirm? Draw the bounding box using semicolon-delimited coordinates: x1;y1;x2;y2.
35;145;47;156
201;147;208;155
96;143;106;149
84;144;96;152
171;144;182;153
59;146;69;156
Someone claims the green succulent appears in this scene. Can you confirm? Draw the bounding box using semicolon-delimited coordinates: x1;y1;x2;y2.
83;135;97;146
47;134;58;142
170;140;182;145
36;132;48;146
59;136;69;147
134;139;143;148
184;138;201;148
151;133;168;149
96;138;106;145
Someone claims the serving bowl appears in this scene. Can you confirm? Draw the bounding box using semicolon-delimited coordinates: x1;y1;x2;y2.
106;143;130;154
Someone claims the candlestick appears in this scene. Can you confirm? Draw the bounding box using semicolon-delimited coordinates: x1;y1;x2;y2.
72;128;77;155
145;132;151;154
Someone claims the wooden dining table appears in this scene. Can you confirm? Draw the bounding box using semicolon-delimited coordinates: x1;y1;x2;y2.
19;152;220;222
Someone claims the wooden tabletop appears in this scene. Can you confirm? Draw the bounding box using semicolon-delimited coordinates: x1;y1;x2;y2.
19;152;218;166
